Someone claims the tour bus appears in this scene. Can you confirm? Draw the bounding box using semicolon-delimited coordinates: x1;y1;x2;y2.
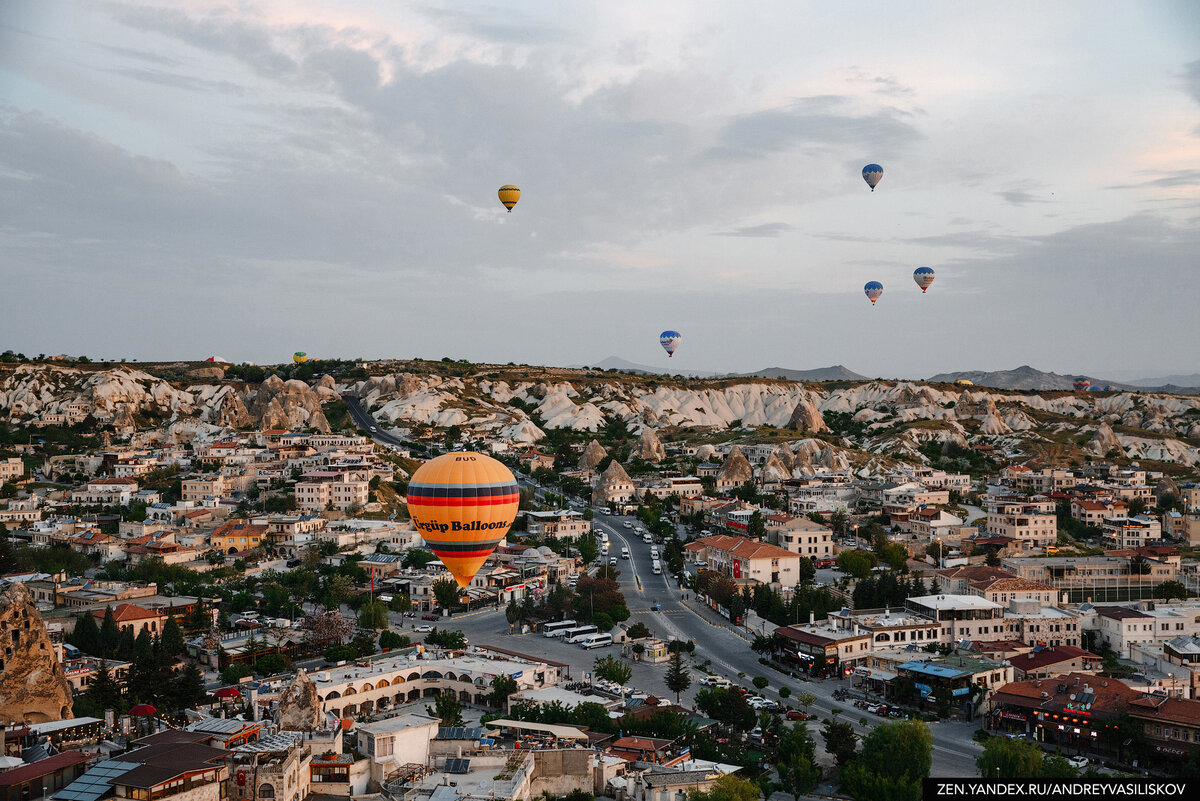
579;633;614;650
565;625;600;644
543;619;578;638
652;560;662;575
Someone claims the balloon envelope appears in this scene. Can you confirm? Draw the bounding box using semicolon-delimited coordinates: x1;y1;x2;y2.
406;452;520;587
1073;380;1091;391
864;281;883;305
498;185;521;212
659;331;682;357
913;267;935;293
293;352;308;364
862;164;884;191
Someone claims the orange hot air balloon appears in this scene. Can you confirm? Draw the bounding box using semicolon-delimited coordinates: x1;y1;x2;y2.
498;185;521;212
406;452;520;587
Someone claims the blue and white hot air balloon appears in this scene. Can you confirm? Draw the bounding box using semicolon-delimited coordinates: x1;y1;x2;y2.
659;330;682;358
913;267;935;293
864;281;883;305
862;164;884;191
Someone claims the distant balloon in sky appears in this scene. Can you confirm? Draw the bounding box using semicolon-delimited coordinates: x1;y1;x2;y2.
913;267;935;293
864;281;883;305
659;331;682;357
862;164;884;191
406;452;520;588
293;352;308;364
498;185;521;212
1073;379;1091;391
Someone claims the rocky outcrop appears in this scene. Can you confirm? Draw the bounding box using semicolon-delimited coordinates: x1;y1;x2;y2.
213;389;252;429
717;446;753;486
275;668;324;731
592;460;634;507
787;397;829;433
313;374;341;402
632;428;665;463
249;376;330;433
1087;422;1124;457
0;584;73;725
761;451;790;483
578;439;609;470
1156;476;1180;504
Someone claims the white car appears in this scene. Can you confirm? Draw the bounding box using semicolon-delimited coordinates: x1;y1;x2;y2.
415;624;433;632
699;675;732;688
1066;755;1089;769
609;558;618;566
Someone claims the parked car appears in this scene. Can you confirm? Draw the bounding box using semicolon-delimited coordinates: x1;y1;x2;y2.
748;727;763;742
873;704;890;717
415;624;433;632
422;614;439;621
1067;755;1089;769
786;710;810;720
699;675;732;688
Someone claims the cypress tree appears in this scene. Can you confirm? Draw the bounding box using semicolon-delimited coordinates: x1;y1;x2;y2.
100;608;120;657
70;612;102;657
160;617;185;663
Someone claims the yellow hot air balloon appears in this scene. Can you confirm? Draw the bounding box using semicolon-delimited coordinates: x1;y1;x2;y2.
406;452;519;587
498;185;521;212
293;352;308;364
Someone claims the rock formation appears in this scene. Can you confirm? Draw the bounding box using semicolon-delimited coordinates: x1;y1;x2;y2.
787;397;829;433
0;584;73;725
250;376;330;433
313;374;341;402
1087;422;1124;457
717;446;753;486
1155;476;1180;505
275;668;324;731
577;439;609;470
761;451;790;483
632;428;665;463
213;389;253;429
592;460;634;507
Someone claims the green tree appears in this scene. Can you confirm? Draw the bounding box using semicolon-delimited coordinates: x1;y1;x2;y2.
752;676;769;690
221;663;253;684
821;718;858;767
86;660;121;712
840;720;932;801
378;630;409;650
695;687;756;732
576;536;599;565
688;774;760;801
747;511;766;540
427;693;463;725
351;633;377;656
425;628;468;650
432;578;461;610
255;653;290;676
358;600;389;630
1156;580;1189;601
777;722;821;800
837;550;877;579
488;674;519;707
100;608;120;657
1038;755;1080;778
665;650;691;703
796;557;816;584
794;691;817;716
70;611;102;657
593;654;633;686
976;737;1044;779
172;664;207;711
160;617;185;662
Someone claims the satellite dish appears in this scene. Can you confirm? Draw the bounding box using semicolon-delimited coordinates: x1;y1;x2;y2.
1069;694;1077;701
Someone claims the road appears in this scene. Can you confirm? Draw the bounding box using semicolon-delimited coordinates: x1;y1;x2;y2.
345;401;983;775
343;395;409;448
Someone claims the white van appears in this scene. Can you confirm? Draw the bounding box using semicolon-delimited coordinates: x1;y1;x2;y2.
642;533;652;543
579;633;613;649
623;521;633;529
652;560;661;574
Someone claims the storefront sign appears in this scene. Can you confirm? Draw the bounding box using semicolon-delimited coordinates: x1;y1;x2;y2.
1000;712;1027;722
952;687;969;697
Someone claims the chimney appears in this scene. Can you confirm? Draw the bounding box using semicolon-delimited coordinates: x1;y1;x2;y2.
809;611;815;625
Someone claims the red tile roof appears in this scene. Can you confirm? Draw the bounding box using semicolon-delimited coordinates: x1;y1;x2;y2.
0;751;91;787
92;603;165;623
1011;645;1098;671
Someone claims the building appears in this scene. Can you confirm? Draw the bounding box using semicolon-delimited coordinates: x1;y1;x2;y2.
70;478;140;506
210;521;270;554
359;554;404;581
986;499;1057;548
181;476;230;503
774;622;872;677
1090;602;1200;658
987;672;1140;753
905;506;964;540
1071;498;1127;528
227;733;312;801
525;510;591;540
905;594;1007;642
0;458;24;484
1009;645;1101;680
1101;516;1162;549
294;471;369;512
356;713;439;786
765;515;834;560
0;751;91;801
1128;695;1200;759
966;576;1062;606
57;739;229;801
91;603;168;638
1163;511;1200;546
685;535;801;587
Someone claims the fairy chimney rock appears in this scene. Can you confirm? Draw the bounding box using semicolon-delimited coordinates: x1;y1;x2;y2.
632;428;666;463
577;439;609;471
717;446;754;487
592;460;634;507
275;668;324;731
0;584;73;725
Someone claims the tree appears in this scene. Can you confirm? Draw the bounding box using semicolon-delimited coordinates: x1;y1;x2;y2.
221;663;253;684
796;557;816;584
100;607;119;657
840;720;932;801
255;653;290;676
752;676;769;690
432;578;461;610
172;664;207;711
821;718;858;767
351;633;377;656
300;610;354;644
160;616;185;661
488;674;518;707
688;774;760;801
1128;497;1148;517
70;611;102;657
976;737;1044;779
87;660;121;712
777;723;821;801
794;691;817;716
837;550;877;579
665;650;691;703
358;600;389;630
1156;580;1189;601
695;687;756;732
593;654;633;686
378;630;409;650
747;511;766;540
577;535;599;565
627;621;651;640
425;628;468;650
427;693;463;725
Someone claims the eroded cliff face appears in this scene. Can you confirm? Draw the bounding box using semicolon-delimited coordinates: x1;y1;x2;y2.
0;584;73;725
275;668;324;731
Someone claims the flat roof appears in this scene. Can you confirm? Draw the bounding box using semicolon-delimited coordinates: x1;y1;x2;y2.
357;714;439;735
484;719;589;740
908;594;1002;610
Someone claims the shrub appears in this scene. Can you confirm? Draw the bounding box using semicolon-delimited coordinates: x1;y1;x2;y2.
779;687;791;698
752;676;769;690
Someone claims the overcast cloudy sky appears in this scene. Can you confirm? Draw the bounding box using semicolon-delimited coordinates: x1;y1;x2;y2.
2;1;1198;378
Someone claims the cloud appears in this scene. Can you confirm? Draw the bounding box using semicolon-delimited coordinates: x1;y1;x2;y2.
1106;169;1200;190
713;222;792;238
1185;59;1200;105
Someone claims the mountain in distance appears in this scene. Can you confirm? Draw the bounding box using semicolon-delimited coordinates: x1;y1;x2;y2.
1125;373;1200;388
736;365;869;381
575;356;719;377
927;365;1129;391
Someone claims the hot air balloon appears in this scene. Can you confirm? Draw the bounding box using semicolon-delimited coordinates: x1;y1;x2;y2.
864;281;883;305
862;164;883;191
406;452;520;588
913;267;935;293
293;352;308;364
1073;379;1090;391
659;331;682;358
498;185;521;212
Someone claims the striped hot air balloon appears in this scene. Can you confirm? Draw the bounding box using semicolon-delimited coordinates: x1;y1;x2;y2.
864;281;883;305
913;267;935;293
498;185;521;212
406;452;520;587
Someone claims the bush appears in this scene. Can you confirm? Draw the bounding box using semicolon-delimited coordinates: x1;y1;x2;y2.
752;676;769;690
779;687;791;698
379;630;410;650
324;644;358;662
220;663;253;684
254;653;290;676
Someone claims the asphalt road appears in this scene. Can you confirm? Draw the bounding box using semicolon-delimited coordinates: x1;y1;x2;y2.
343;395;408;447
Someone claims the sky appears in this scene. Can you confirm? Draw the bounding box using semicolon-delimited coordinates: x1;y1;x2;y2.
2;1;1199;380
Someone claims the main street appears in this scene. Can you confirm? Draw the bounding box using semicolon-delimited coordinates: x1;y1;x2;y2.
344;400;982;775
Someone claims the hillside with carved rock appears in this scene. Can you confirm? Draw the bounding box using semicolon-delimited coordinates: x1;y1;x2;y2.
3;361;1200;473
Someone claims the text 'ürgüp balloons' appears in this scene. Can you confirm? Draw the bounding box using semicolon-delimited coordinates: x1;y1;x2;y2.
406;452;520;588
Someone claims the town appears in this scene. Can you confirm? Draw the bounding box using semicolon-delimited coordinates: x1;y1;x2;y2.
0;355;1199;801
